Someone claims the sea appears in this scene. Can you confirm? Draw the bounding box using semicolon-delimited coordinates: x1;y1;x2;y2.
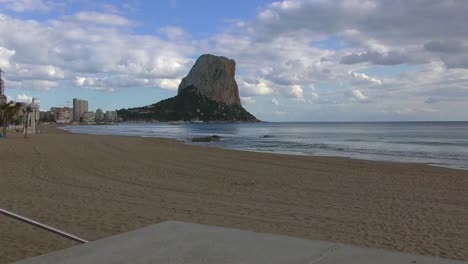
62;122;468;170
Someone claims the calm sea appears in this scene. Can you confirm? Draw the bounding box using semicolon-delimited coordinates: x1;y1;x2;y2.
63;122;468;170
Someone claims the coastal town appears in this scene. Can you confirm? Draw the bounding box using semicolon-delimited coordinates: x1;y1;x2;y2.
0;68;120;137
39;98;120;124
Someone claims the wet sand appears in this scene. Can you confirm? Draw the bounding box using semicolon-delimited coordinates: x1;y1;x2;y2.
1;126;467;263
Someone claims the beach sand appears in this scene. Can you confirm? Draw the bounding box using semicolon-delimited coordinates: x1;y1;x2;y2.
1;125;467;263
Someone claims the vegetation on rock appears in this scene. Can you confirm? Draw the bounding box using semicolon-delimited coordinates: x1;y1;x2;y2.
117;86;257;122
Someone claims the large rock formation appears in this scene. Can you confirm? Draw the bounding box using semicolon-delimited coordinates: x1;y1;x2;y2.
178;54;241;106
118;54;258;122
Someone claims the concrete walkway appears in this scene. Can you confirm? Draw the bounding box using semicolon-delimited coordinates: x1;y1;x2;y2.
14;221;467;264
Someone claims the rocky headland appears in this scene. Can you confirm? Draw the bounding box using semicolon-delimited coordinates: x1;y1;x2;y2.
117;54;258;122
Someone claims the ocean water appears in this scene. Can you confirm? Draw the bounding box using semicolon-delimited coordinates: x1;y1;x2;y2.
62;122;468;170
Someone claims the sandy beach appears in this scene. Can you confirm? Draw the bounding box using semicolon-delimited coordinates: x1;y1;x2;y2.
1;125;467;263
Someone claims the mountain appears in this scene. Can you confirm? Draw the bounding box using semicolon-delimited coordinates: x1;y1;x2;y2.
117;54;258;122
178;54;241;106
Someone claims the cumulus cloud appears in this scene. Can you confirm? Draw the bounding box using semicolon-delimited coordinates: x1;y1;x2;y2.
288;84;304;100
383;106;438;115
423;41;468;69
247;0;468;45
158;26;187;40
8;79;59;91
240;96;256;104
239;79;273;96
340;51;426;65
222;0;468;115
0;46;15;69
16;93;33;102
271;98;280;106
309;85;319;99
348;89;370;103
9;65;65;81
153;78;181;90
424;40;468;54
424;87;468;104
2;0;468;120
70;11;132;26
241;0;467;70
0;0;49;13
349;71;382;86
0;13;195;93
75;76;181;91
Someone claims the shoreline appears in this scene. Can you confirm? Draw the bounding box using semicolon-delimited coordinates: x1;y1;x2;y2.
60;124;468;172
1;126;468;262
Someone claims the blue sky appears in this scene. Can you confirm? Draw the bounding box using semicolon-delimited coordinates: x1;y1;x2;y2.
1;0;468;121
0;0;274;111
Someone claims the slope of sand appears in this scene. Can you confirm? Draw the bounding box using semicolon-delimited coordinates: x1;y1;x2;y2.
1;126;467;263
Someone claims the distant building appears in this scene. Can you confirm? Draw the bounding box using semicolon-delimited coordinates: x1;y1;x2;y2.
50;107;61;121
95;108;104;122
41;111;55;122
105;110;118;122
56;107;73;124
73;98;88;122
0;75;4;95
39;111;46;121
50;107;61;112
82;111;95;123
0;70;7;104
32;99;40;124
0;94;6;104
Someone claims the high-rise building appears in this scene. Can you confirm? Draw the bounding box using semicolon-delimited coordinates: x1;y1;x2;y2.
39;111;55;122
0;77;5;96
56;107;73;124
105;110;118;122
30;98;39;134
95;108;104;122
0;68;7;104
73;98;88;122
82;111;95;123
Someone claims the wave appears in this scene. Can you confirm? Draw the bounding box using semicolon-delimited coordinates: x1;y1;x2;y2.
389;140;468;147
63;123;468;170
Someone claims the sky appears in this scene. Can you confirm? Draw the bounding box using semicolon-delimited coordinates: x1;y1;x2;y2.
1;0;468;121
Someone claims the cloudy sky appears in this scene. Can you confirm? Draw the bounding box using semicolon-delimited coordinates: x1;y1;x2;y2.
1;0;468;121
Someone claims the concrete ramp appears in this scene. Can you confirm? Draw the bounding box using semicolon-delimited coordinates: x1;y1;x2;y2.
14;221;466;264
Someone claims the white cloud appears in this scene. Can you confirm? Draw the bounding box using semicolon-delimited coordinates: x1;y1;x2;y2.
16;93;33;102
0;13;195;94
383;106;438;115
349;71;382;86
271;98;280;106
75;76;181;91
240;79;273;96
240;96;256;104
0;0;49;13
7;79;59;91
0;46;15;69
158;26;187;40
71;11;132;27
9;64;65;81
74;77;86;87
153;78;181;90
340;51;426;65
288;84;304;100
309;85;319;99
252;0;468;70
348;89;370;103
2;1;468;120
